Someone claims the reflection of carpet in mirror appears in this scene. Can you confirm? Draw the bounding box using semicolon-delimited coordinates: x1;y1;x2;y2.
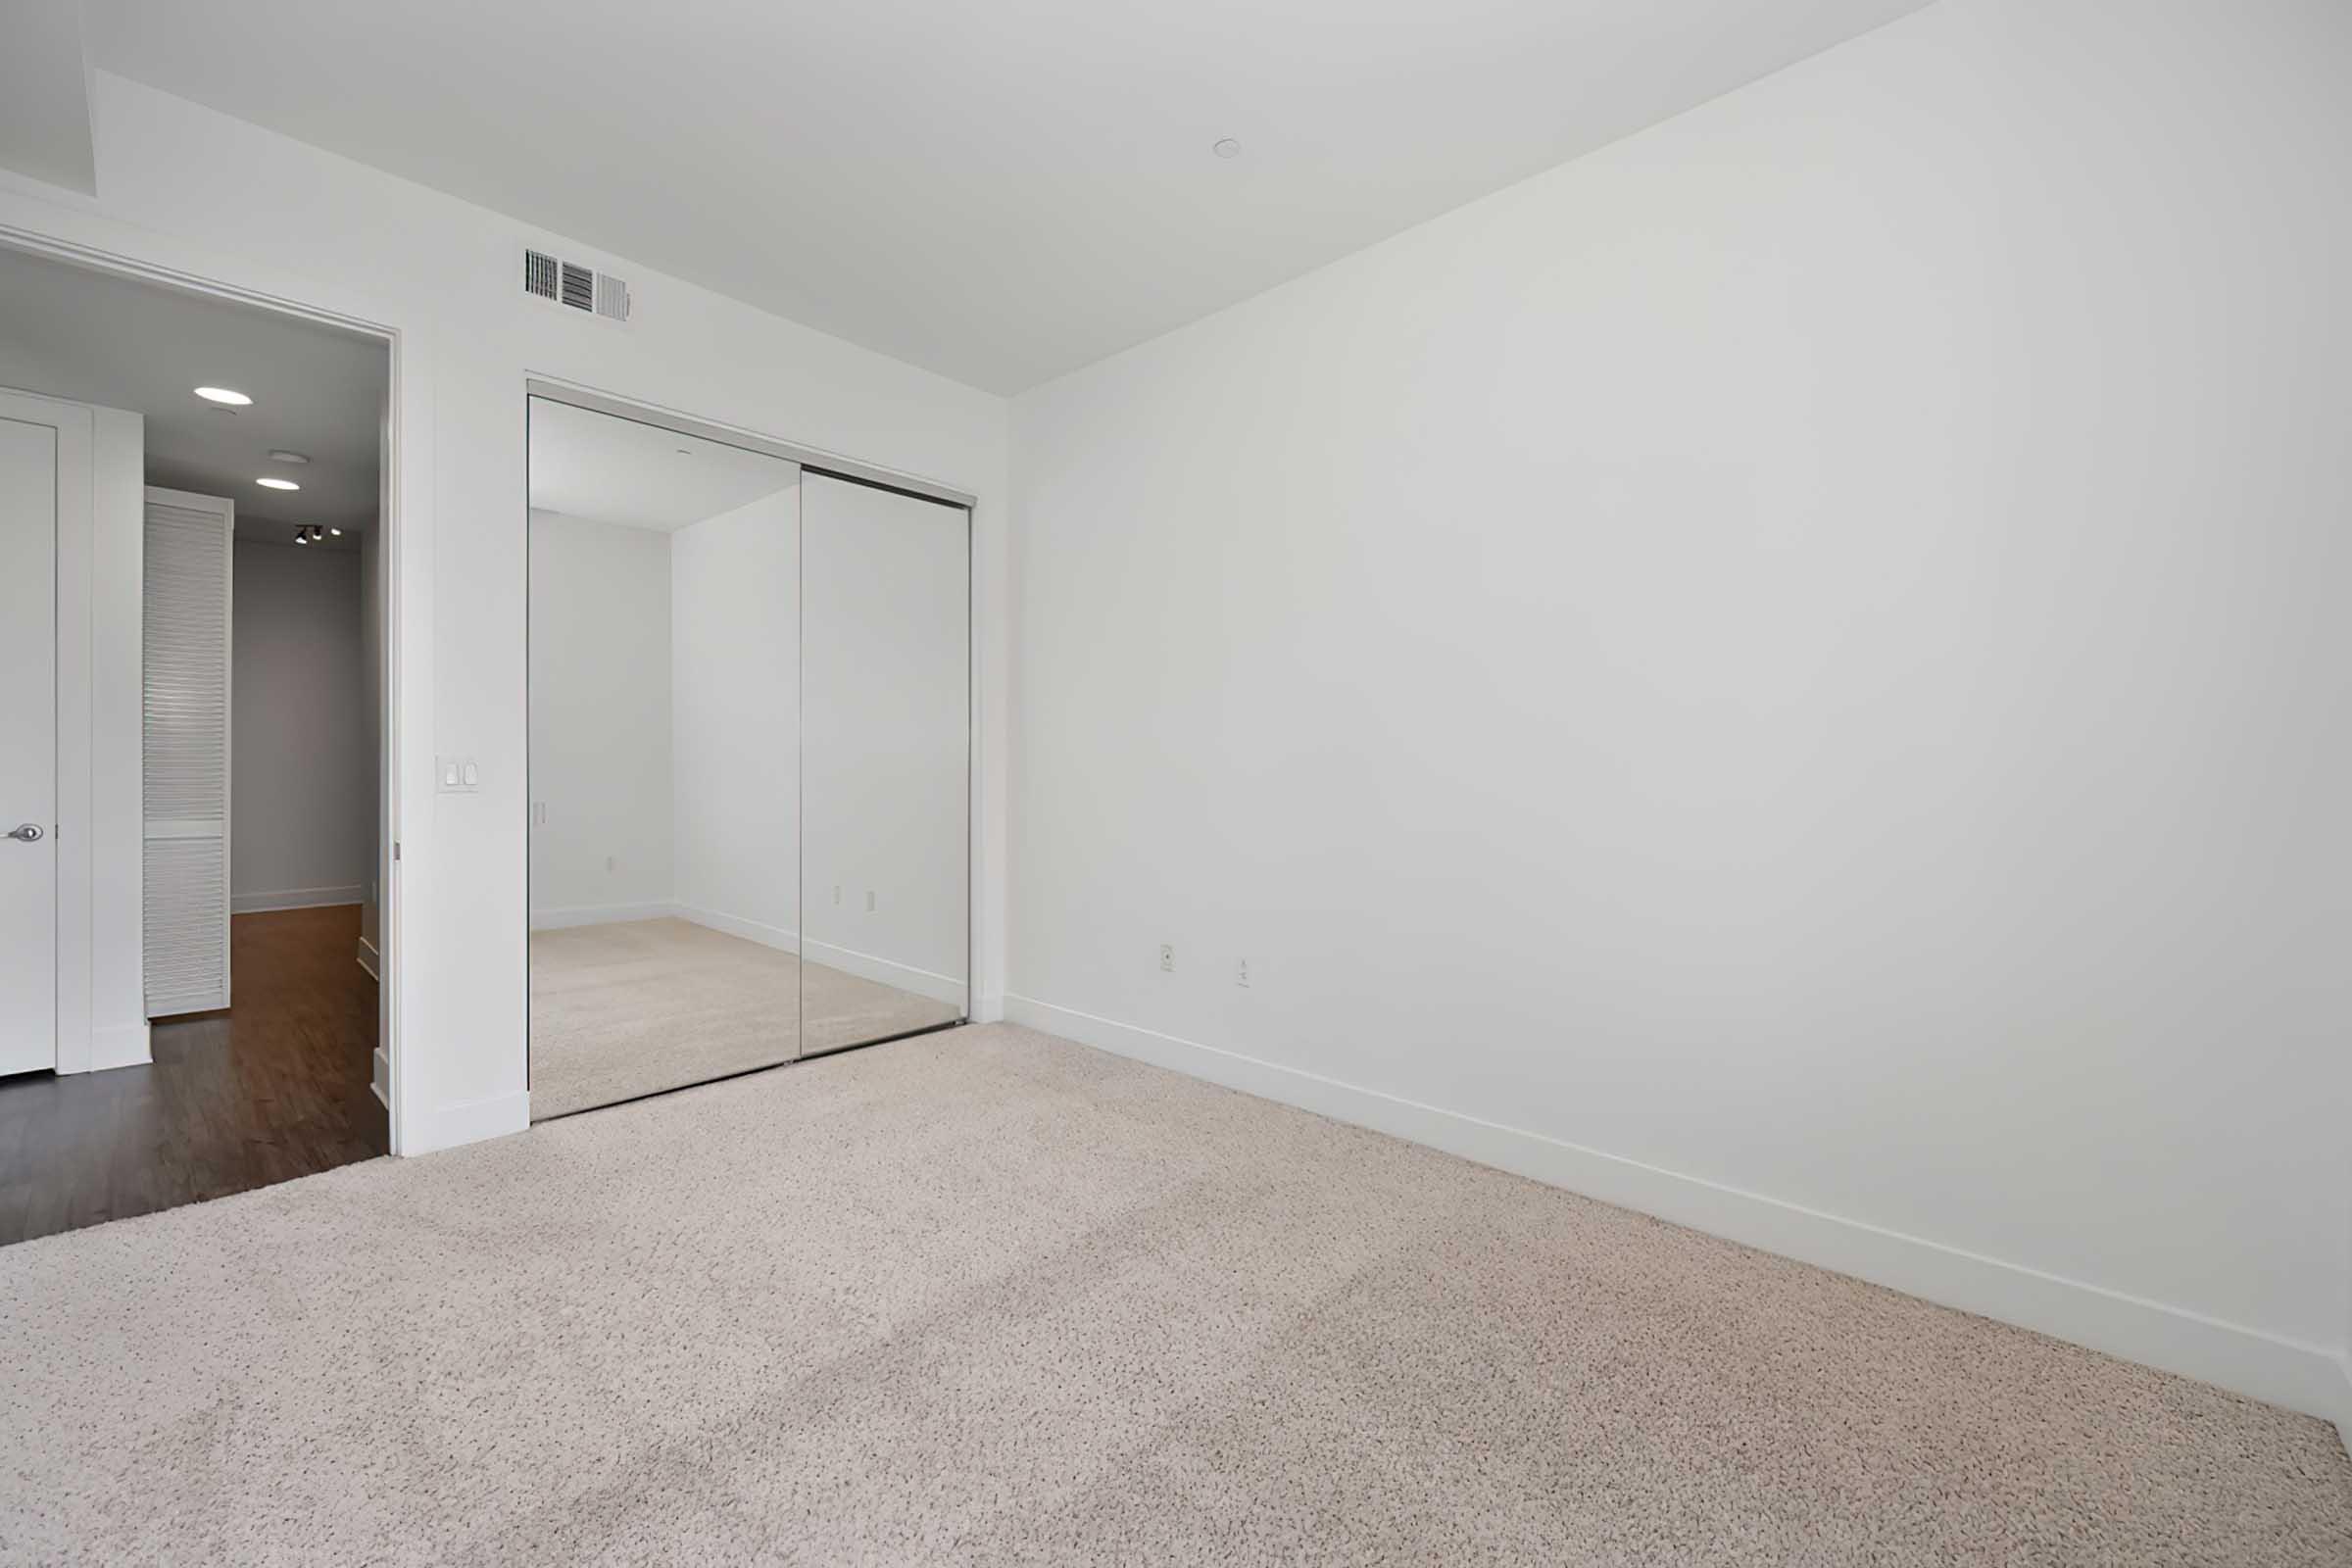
528;918;960;1118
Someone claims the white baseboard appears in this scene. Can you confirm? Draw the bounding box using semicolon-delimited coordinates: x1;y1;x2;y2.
370;1046;389;1109
356;935;380;981
401;1089;528;1155
528;901;674;931
804;938;964;1005
86;1018;151;1072
1004;994;2351;1430
671;904;799;954
231;884;364;914
973;993;1005;1024
2337;1358;2352;1456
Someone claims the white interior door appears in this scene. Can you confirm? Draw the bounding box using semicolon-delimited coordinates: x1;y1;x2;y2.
1;413;59;1074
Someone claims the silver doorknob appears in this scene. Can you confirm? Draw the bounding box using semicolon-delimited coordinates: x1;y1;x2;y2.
7;824;42;843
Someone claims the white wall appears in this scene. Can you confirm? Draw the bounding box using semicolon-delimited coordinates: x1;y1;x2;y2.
230;538;370;910
1008;0;2352;1424
670;482;800;948
527;510;672;922
802;474;969;1002
1;69;1009;1152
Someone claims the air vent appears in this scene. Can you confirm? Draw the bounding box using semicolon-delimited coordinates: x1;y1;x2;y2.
521;246;633;325
595;272;631;321
523;248;560;301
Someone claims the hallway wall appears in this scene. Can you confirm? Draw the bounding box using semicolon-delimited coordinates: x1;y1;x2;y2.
230;537;370;910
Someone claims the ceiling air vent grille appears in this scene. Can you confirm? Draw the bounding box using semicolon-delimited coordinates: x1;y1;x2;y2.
521;246;633;325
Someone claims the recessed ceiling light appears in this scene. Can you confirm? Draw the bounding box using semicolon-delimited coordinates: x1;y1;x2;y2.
1212;137;1243;160
256;476;301;491
194;386;253;406
267;449;311;465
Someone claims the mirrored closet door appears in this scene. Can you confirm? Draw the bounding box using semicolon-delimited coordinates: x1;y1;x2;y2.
527;396;804;1118
526;396;969;1120
800;474;969;1056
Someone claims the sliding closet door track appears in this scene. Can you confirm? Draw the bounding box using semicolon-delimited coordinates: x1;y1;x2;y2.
527;1018;969;1125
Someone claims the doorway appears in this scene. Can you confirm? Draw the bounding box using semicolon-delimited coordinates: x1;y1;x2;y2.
0;241;397;1244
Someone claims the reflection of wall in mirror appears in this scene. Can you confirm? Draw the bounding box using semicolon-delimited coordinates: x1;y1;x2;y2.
526;509;673;924
671;483;801;950
802;474;968;1006
528;470;966;1015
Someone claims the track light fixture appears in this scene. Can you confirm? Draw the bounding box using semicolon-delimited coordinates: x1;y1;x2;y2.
293;524;327;545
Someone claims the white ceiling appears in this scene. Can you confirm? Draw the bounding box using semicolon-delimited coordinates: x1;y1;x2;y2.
77;0;1932;394
0;241;385;544
528;398;797;532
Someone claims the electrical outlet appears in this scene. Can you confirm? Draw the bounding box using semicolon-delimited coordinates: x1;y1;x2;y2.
1236;957;1250;988
865;890;877;912
1159;944;1174;973
605;855;616;873
832;885;842;906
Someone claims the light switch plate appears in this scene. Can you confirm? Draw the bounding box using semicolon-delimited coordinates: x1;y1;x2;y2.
436;755;480;794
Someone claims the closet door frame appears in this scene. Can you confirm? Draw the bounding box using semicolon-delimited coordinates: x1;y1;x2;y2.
524;380;978;513
521;378;978;1073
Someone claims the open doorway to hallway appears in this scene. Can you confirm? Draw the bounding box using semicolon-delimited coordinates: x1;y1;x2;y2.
0;241;391;1245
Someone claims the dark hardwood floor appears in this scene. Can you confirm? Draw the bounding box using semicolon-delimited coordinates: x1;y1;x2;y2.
0;905;385;1248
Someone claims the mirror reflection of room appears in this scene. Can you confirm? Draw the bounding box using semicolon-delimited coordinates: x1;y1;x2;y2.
527;399;804;1117
526;398;969;1120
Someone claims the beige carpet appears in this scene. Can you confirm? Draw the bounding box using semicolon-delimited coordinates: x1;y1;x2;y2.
1;1023;2346;1565
528;917;960;1117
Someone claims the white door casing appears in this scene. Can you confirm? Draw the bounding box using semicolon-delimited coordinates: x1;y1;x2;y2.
0;412;59;1075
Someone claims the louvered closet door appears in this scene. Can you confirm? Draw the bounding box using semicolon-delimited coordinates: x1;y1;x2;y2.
143;488;233;1016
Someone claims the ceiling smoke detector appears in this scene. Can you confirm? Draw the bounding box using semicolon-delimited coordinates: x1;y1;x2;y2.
268;450;311;465
1212;138;1243;159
